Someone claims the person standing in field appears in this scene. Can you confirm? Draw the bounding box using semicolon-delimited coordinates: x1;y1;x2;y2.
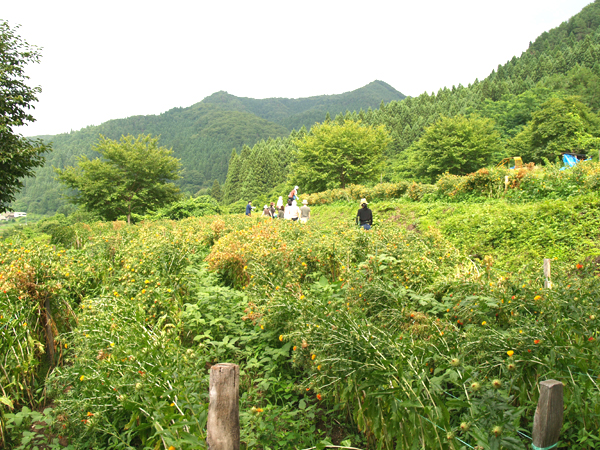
245;201;253;216
262;205;272;217
278;205;285;219
356;198;372;230
284;199;293;220
269;202;276;218
290;200;300;222
300;199;311;223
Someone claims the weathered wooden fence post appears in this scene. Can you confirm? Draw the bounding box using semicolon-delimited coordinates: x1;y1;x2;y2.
543;258;552;289
207;363;240;450
532;379;563;450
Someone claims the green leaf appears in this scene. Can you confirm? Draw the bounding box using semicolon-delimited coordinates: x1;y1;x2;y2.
0;396;14;410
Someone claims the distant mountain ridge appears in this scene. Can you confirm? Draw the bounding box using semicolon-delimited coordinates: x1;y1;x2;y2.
14;81;406;215
200;80;406;130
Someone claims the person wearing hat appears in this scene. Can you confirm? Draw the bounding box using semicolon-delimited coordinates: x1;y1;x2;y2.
356;198;372;230
262;205;272;218
300;199;311;223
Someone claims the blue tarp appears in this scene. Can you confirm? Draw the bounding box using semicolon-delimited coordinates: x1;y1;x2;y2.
560;154;590;170
562;153;579;167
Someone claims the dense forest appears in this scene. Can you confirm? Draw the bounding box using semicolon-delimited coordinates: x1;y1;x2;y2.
221;0;600;203
13;81;405;215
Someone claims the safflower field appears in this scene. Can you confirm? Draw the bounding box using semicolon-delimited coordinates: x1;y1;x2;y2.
1;168;600;449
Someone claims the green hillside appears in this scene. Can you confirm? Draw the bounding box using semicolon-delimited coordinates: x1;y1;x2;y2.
4;170;600;447
13;81;406;215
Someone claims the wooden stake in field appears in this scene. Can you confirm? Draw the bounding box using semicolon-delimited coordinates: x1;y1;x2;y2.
532;380;563;449
207;363;240;450
543;258;552;289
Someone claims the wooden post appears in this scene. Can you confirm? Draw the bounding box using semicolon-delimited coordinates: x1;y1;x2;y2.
43;297;55;365
543;258;552;289
207;363;240;450
532;380;563;449
504;175;509;191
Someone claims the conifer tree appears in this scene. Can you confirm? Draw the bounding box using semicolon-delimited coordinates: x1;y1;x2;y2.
241;144;277;200
222;149;240;204
210;179;223;203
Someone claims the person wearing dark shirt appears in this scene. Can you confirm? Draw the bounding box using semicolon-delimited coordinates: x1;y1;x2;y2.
245;201;253;216
356;198;372;230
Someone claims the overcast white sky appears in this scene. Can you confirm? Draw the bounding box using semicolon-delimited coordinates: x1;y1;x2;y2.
3;0;595;136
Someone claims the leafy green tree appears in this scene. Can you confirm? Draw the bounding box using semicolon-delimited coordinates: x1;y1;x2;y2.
407;115;504;182
292;120;391;191
510;97;599;163
0;21;50;212
56;134;181;224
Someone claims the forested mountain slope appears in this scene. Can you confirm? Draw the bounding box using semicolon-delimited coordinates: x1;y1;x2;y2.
361;0;600;158
221;0;600;202
14;81;403;215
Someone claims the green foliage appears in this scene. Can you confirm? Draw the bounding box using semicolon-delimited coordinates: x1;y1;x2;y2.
4;189;600;448
292;120;391;191
509;97;600;163
56;134;182;224
405;115;504;182
0;21;50;212
147;195;221;220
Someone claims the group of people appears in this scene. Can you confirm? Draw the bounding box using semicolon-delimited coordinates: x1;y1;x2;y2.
245;187;373;230
245;186;311;223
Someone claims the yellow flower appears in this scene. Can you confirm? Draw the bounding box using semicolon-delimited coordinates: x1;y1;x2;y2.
110;342;115;347
80;375;85;381
168;446;176;450
279;335;283;342
534;295;541;300
260;325;264;330
507;350;514;357
317;365;321;370
311;354;316;360
482;321;487;326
